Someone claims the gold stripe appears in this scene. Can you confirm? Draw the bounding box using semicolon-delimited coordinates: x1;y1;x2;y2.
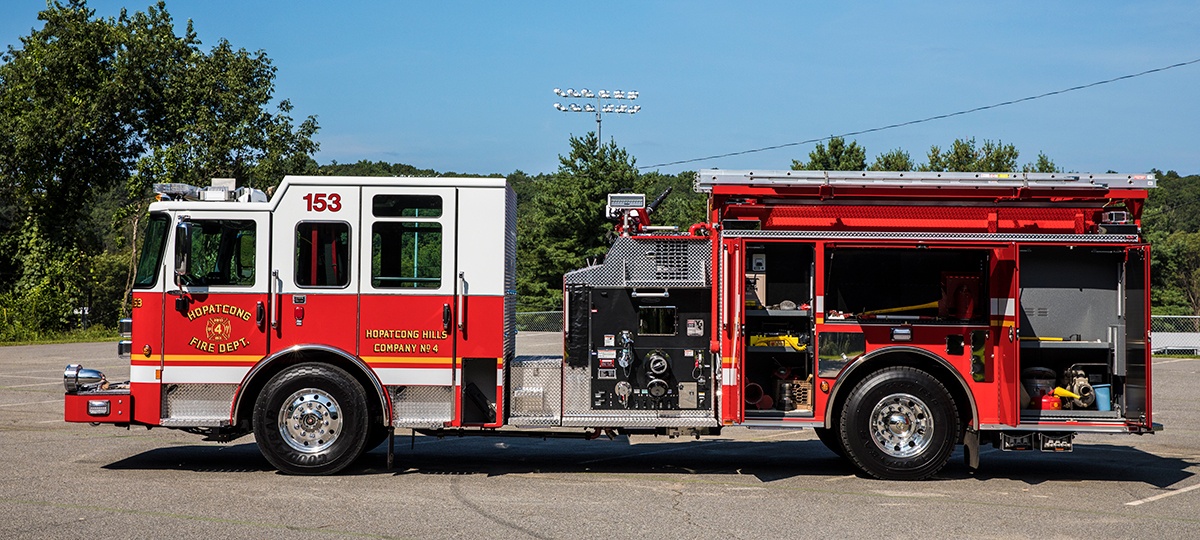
360;356;456;365
163;355;259;363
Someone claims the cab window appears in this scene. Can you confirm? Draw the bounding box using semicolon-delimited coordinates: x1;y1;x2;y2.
178;220;256;286
296;222;350;287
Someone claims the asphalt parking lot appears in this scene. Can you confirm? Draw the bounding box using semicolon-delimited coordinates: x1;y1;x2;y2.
3;333;1200;539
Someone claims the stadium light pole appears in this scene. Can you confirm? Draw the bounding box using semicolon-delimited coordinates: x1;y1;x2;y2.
552;87;640;141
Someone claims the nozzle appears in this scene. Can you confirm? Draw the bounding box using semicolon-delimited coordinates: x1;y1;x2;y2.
1052;387;1081;399
647;187;672;213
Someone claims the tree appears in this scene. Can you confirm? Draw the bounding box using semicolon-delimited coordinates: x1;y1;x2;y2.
792;136;866;171
868;149;914;171
517;133;638;308
920;138;1019;172
635;171;706;230
0;1;319;335
1021;152;1061;173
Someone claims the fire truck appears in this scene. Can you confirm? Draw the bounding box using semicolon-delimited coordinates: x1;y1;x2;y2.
64;170;1158;480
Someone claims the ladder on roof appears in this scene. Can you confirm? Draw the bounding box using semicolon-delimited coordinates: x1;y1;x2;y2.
693;169;1157;192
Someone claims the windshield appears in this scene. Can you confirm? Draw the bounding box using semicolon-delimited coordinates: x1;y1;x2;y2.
133;213;170;288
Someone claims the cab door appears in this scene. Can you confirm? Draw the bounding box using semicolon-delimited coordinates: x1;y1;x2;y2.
358;187;459;427
270;187;360;353
162;211;271;388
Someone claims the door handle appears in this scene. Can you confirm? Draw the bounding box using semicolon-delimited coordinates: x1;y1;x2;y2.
457;272;465;331
443;304;451;333
256;301;265;329
270;270;280;330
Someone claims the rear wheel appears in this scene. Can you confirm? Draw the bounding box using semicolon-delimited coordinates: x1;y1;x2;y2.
838;366;960;480
253;363;369;475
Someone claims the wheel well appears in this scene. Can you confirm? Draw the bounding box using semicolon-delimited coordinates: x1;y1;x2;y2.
233;347;388;430
825;349;976;441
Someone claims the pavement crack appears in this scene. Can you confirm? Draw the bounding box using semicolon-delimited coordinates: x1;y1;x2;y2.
450;476;552;540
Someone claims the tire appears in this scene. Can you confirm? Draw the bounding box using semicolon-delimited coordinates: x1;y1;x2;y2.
814;426;847;459
838;366;960;481
364;423;390;451
253;363;369;475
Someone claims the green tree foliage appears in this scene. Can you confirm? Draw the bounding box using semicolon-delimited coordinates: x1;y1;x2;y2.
318;160;501;179
868;148;914;172
0;1;319;337
1021;152;1062;173
1144;170;1200;315
517;133;639;308
919;138;1019;172
792;137;866;171
635;171;706;231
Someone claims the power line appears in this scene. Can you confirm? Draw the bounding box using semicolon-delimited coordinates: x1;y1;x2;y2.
641;57;1200;170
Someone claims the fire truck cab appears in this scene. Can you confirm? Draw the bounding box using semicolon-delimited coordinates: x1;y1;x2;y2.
65;169;1158;480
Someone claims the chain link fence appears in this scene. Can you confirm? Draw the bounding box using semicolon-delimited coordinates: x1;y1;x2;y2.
516;310;563;332
1152;315;1200;355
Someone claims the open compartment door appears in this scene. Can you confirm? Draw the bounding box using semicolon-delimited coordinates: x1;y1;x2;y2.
1122;246;1150;427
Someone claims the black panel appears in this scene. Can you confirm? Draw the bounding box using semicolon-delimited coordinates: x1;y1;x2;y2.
565;284;590;368
585;288;712;410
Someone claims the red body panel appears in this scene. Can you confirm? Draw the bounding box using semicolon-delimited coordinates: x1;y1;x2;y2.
163;292;268;368
64;393;131;423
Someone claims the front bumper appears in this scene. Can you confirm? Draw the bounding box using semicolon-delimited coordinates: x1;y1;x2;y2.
63;363;131;424
64;392;132;423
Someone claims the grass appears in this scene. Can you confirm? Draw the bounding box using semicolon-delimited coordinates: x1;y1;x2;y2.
0;326;121;346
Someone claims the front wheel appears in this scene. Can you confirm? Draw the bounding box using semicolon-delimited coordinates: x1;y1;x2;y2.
814;426;847;459
253;363;369;475
838;366;960;480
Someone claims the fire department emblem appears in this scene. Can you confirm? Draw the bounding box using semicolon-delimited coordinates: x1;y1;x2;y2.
205;316;232;341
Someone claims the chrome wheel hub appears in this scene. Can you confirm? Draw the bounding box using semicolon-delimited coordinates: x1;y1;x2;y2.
869;393;933;458
279;388;342;453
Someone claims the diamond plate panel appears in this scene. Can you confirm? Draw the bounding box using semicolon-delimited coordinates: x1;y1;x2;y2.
161;384;236;427
564;237;711;288
508;357;562;426
563;366;593;415
559;412;718;428
504;186;518;361
389;385;453;427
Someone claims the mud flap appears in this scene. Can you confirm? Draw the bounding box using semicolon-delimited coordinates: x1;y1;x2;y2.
963;429;980;470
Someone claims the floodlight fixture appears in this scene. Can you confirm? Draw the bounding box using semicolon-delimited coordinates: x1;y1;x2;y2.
551;85;642;140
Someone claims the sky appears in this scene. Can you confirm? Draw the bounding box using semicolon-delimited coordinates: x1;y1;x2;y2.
2;1;1199;177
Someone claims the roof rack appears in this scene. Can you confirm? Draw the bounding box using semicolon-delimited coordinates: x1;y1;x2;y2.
694;170;1156;192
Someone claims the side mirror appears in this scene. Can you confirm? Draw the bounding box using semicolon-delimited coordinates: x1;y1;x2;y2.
174;221;194;286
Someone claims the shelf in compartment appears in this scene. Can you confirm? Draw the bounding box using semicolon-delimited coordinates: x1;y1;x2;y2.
1019;409;1123;422
747;346;806;354
1019;340;1113;350
746;309;810;317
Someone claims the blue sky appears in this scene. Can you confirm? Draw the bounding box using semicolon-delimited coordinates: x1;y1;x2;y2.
3;1;1199;176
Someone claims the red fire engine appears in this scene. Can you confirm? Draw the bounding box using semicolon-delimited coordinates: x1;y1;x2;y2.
64;170;1158;480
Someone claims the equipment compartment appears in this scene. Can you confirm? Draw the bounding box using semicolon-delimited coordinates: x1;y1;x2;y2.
823;248;988;324
1017;246;1127;420
743;242;815;417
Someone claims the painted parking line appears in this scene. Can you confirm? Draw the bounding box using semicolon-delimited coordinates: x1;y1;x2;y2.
1126;482;1200;506
5;381;63;388
0;399;60;408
